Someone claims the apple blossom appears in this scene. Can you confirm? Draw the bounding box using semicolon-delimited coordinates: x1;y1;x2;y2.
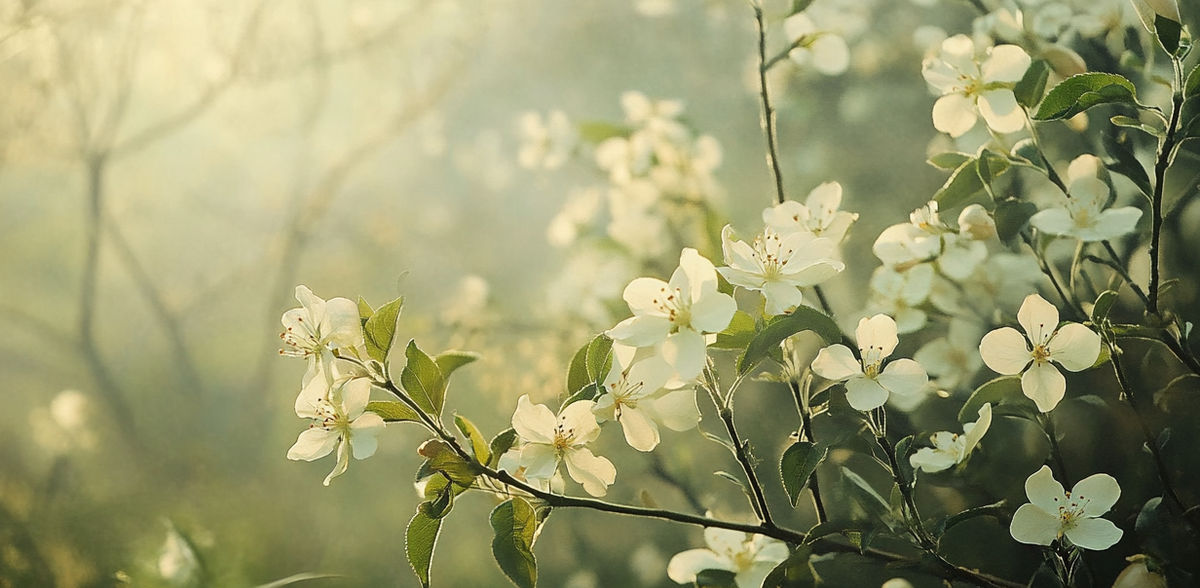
510;395;616;497
914;317;984;392
516;109;577;170
762;181;859;245
607;248;737;380
1010;465;1123;550
957;203;997;240
910;403;992;473
867;264;934;334
811;314;929;411
288;376;386;486
718;225;844;315
979;293;1101;412
1030;176;1142;242
666;527;789;588
922;35;1031;137
592;345;700;452
279;285;364;384
783;13;851;76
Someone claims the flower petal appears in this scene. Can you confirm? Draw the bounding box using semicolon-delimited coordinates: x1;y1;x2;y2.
762;281;805;315
322;297;365;349
340;378;372;419
1030;208;1075;236
607;315;672;347
1048;323;1101;372
349;412;385;459
559;399;601;444
667;549;731;584
1022;362;1066;412
287;428;339;461
512;395;556;444
932;93;978;137
1009;503;1060;546
623;277;672;317
644;387;701;432
979;327;1032;374
1071;473;1121;518
1065;517;1123;551
618;406;660;452
563;447;617;497
856;314;899;363
845;376;889;411
679;248;719;301
1090;207;1142;241
690;291;737;333
519;443;559;480
661;329;708;381
910;447;957;473
1018;294;1059;346
961;403;992;454
978;89;1025;134
323;439;351;486
878;358;929;397
982;44;1031;83
1025;465;1066;512
811;344;862;381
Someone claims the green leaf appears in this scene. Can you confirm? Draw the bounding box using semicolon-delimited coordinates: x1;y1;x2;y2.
405;509;442;588
1102;127;1152;197
490;498;538;588
713;310;756;350
762;545;817;588
994;199;1038;243
488;428;519;469
417;439;478;485
435;351;480;379
577;121;630;144
976;149;1012;187
453;414;490;465
790;0;815;14
401;340;446;416
840;467;899;531
560;383;599;409
366;400;422;423
357;296;374;323
694;569;739;588
738;307;841;374
894;435;915;486
926;152;971;170
1155;14;1182;55
566;334;613;395
1091;290;1119;323
780;441;828;507
933;158;984;209
958;376;1036;422
1010;138;1047;172
363;296;404;363
936;500;1007;536
1186;64;1200;99
1033;73;1138;121
1111;115;1162;137
1014;59;1051;108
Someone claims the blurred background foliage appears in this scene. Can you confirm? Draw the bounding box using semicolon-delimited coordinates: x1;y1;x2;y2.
2;0;1198;586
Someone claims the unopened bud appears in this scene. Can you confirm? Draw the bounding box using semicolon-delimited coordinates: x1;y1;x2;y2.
958;204;997;240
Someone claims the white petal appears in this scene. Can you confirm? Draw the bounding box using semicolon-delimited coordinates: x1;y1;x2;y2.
295;375;330;418
1090;207;1142;240
323;439;351;486
661;329;708;381
877;359;929;397
1022;361;1066;412
1065;517;1123;551
349;412;385;459
322;297;365;349
1048;323;1101;372
811;345;862;381
932;93;978;137
762;281;805;315
287;428;339;461
618;406;661;452
763;200;811;234
962;403;992;454
1018;294;1060;346
1030;208;1076;236
910;447;957;473
690;290;737;333
845;376;890;411
979;327;1032;375
1025;465;1066;512
1009;503;1061;546
811;34;850;76
563;447;617;496
982;44;1031;83
737;561;779;588
623;277;673;317
295;285;326;326
519;443;560;480
644;387;701;432
1071;473;1121;517
607;315;672;347
679;248;719;301
667;549;731;584
512;395;556;444
340;378;372;419
560;399;601;444
806;182;843;217
978;89;1025;134
625;355;674;397
721;225;760;272
856;314;899;362
704;527;747;555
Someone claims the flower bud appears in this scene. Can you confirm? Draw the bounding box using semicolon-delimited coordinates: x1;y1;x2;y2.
958;204;997;240
1112;556;1167;588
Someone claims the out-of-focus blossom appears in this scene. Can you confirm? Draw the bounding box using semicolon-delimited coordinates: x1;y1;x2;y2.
867;264;934;334
922;35;1031;137
784;13;851;76
1031;155;1142;241
915;317;985;391
517;109;577;170
666;527;789;588
762;181;859;245
547;187;605;248
958;204;997;240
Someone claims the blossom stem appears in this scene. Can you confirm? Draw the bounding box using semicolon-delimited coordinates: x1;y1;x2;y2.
873;420;935;550
1149;57;1185;315
753;3;787;205
1106;341;1200;535
703;364;776;527
1021;110;1069;195
788;376;828;524
1037;413;1072;488
1020;231;1086;320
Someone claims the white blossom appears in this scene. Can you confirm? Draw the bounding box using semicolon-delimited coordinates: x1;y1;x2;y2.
718;225;844;315
511;395;616;496
784;13;851;76
1030;158;1142;241
979;293;1101;412
922;35;1031;137
915;317;985;391
762;181;859;245
593;345;700;451
279;285;364;385
288;376;386;486
1010;465;1123;550
812;314;929;411
958;203;997;240
517;109;577;170
910;403;992;473
667;527;789;588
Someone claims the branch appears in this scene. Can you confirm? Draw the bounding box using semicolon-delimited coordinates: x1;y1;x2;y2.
752;4;787;205
1149;58;1185;314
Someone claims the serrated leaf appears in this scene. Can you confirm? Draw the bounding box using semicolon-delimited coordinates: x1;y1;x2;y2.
713;310;756;350
927;152;972;170
488;428;519;469
454;414;490;465
933;158;984;209
780;441;828;507
1014;59;1051;108
762;545;817;588
490;498;538;588
566;334;612;395
560;383;599;409
402;340;446;416
1034;73;1138;121
366;400;422;423
1010;138;1047;171
1154;14;1182;55
738;307;841;374
435;351;480;379
958;376;1036;422
406;509;442;588
363;296;404;363
417;439;478;485
994;199;1038;243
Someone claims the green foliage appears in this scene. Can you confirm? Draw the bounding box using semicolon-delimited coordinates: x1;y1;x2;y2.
1186;63;1200;99
566;334;613;395
577;121;631;144
487;428;519;469
780;441;827;507
1014;59;1051;108
560;383;600;409
490;498;538;588
958;376;1037;422
363;296;405;363
417;439;479;486
840;467;899;532
453;414;491;465
1102;127;1152;197
694;569;738;587
926;151;970;170
933;157;984;209
402;340;447;416
790;0;815;14
405;509;442;588
1154;14;1183;56
1091;290;1119;323
994;199;1038;243
712;310;756;350
934;500;1007;537
738;307;841;374
366;400;422;423
435;351;480;379
1033;73;1139;121
1110;115;1161;137
763;545;817;587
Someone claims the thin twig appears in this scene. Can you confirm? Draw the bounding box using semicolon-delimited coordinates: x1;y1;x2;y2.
753;4;787;205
